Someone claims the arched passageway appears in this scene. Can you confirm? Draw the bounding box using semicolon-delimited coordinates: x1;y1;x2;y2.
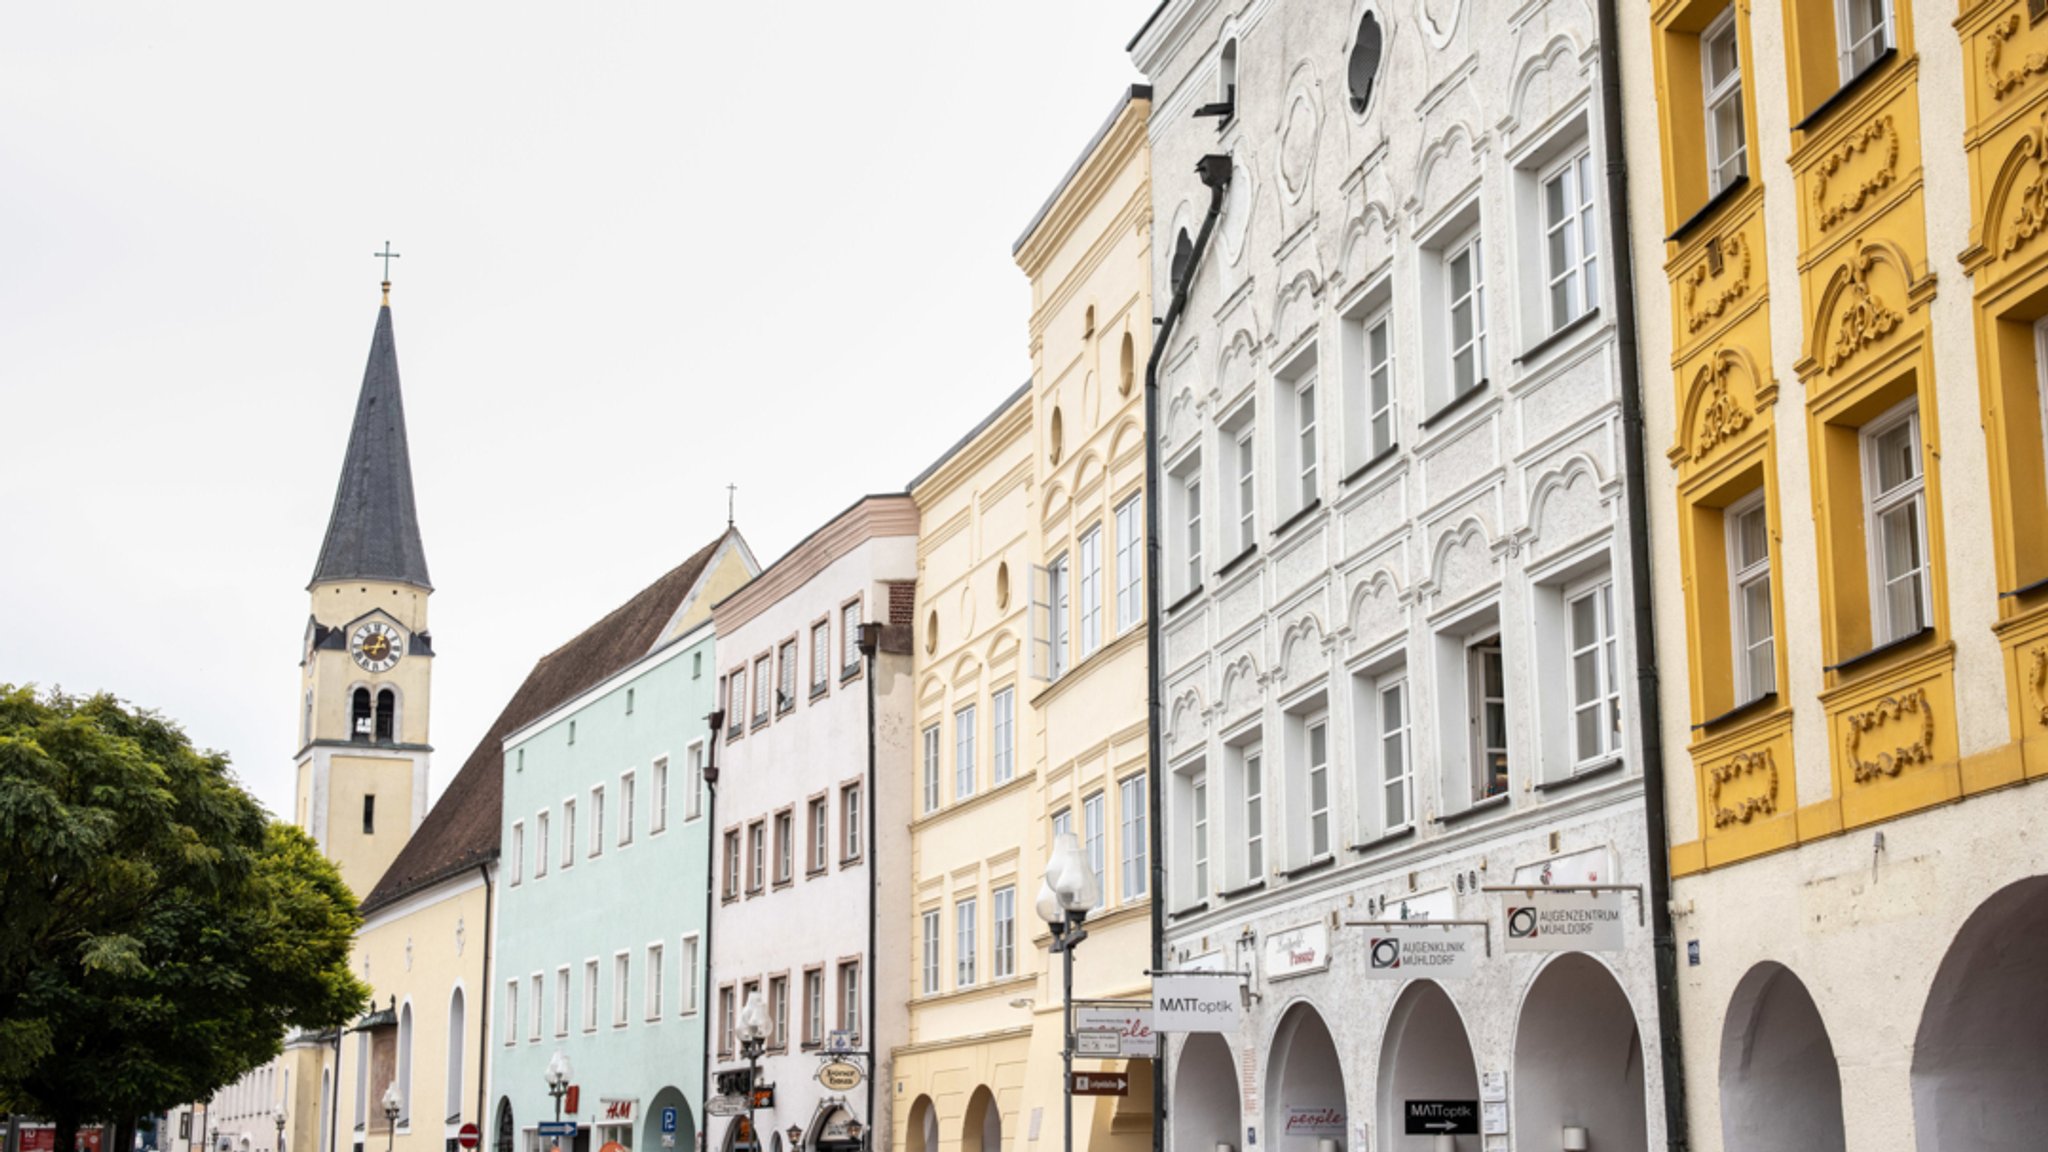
1718;962;1844;1152
1171;1035;1242;1152
961;1087;1000;1152
1378;981;1478;1151
1912;875;2048;1152
1264;1003;1347;1152
904;1097;937;1152
494;1099;514;1152
642;1087;694;1152
1512;954;1646;1152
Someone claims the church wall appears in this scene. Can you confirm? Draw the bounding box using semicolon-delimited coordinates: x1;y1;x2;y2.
327;753;423;902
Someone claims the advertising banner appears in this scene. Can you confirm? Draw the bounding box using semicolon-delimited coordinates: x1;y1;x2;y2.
1502;890;1628;952
1153;973;1242;1033
1363;924;1484;979
1263;921;1330;979
1072;1004;1156;1058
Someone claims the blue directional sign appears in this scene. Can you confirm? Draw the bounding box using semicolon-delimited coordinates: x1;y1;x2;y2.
661;1110;678;1136
538;1123;579;1142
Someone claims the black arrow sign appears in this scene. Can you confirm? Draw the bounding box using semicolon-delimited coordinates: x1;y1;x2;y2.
1403;1101;1478;1136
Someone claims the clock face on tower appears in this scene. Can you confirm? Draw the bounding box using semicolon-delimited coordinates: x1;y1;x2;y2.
350;622;404;672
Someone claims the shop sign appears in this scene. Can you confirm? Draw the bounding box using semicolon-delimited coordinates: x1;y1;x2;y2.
1263;921;1330;979
599;1100;638;1123
1280;1108;1344;1136
1403;1102;1477;1137
1502;891;1627;953
705;1097;747;1119
1363;924;1483;979
817;1061;864;1092
1072;1005;1156;1058
1153;973;1242;1033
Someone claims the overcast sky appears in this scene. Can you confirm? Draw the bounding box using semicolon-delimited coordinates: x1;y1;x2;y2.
1;2;1156;819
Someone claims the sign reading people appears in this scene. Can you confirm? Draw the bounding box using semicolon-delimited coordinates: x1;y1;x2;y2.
1502;890;1628;952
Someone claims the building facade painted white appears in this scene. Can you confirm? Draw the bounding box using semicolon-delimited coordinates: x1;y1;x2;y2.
1135;1;1669;1150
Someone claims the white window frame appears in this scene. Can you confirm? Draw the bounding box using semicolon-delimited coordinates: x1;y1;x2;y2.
612;952;630;1028
1362;305;1396;463
1119;773;1148;901
753;654;772;725
1565;578;1623;767
645;943;664;1021
561;798;576;868
810;796;829;872
1115;494;1143;630
619;770;636;847
1726;491;1775;704
842;601;864;675
535;812;550;878
1233;420;1257;553
1376;673;1412;831
1445;229;1487;397
678;934;700;1016
528;974;542;1043
1837;0;1892;82
1049;552;1072;679
1861;398;1930;645
1541;149;1599;331
922;723;942;813
509;821;524;887
812;620;832;692
1079;524;1104;658
554;967;570;1038
955;897;978;988
588;786;604;859
955;703;977;802
1173;452;1203;597
839;962;862;1037
1083;791;1106;909
921;909;942;994
774;809;794;884
651;756;670;835
582;959;599;1033
844;783;863;860
1291;373;1319;513
1468;636;1509;802
804;969;824;1044
685;742;704;822
748;821;765;892
992;885;1016;979
778;639;798;713
504;979;519;1047
1191;769;1210;901
1702;7;1746;194
1242;742;1265;883
1304;710;1331;859
991;686;1016;786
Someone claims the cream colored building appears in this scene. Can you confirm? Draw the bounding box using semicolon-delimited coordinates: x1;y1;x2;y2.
893;87;1154;1152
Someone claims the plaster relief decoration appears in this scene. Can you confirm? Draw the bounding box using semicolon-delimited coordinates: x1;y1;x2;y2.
1707;748;1779;829
1845;686;1936;784
1278;615;1327;685
1682;232;1750;334
1273;271;1324;358
1420;0;1465;48
1349;569;1406;650
2027;644;2048;726
1999;112;2048;257
1431;518;1497;606
1812;116;1899;233
1529;459;1608;558
1221;654;1264;725
1278;80;1322;206
1824;250;1904;372
1689;352;1753;462
1168;688;1207;754
1987;13;2048;101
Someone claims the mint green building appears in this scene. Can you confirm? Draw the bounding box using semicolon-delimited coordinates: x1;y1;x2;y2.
490;531;757;1152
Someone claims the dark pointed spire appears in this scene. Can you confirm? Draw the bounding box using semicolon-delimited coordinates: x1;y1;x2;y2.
310;297;431;590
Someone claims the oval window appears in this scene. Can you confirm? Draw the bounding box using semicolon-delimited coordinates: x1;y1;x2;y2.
1349;13;1384;115
926;610;939;655
995;561;1011;610
1049;407;1065;465
1119;332;1136;396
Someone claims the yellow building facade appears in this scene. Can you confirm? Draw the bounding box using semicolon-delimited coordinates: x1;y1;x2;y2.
1623;0;2048;1147
893;88;1153;1152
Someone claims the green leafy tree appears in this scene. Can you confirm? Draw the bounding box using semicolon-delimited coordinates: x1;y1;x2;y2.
0;686;369;1152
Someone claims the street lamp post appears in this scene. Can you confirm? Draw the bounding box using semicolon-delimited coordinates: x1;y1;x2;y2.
379;1086;400;1152
545;1052;574;1152
1036;832;1101;1152
736;994;768;1152
273;1106;286;1152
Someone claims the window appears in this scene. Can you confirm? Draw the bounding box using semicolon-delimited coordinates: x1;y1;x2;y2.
1702;8;1746;194
842;601;863;675
555;968;570;1037
956;897;978;987
1191;769;1210;899
955;704;977;801
589;786;605;858
567;720;576;745
812;620;831;693
561;799;577;867
651;757;669;834
1049;553;1071;678
843;784;863;860
509;821;524;887
685;743;704;821
626;687;635;715
1243;743;1265;881
839;962;861;1037
1119;774;1148;901
991;687;1015;786
774;810;794;884
1377;675;1412;829
1173;453;1203;596
1344;302;1396;468
923;724;942;812
718;987;736;1055
992;886;1016;978
748;822;766;892
1567;580;1623;766
922;910;942;994
503;980;518;1047
725;670;744;737
619;771;635;846
1446;231;1487;395
753;655;772;725
1083;792;1106;908
768;975;788;1048
1052;807;1073;843
1838;0;1891;81
1863;399;1929;644
1113;496;1144;633
1469;637;1509;801
1348;11;1385;113
1232;417;1258;553
778;640;798;713
583;960;599;1032
1079;526;1104;657
1727;492;1774;702
1290;373;1319;512
613;953;630;1027
1304;712;1331;858
363;794;376;835
529;974;542;1042
723;830;741;899
809;797;829;872
1542;150;1600;330
804;969;824;1045
536;812;550;878
679;935;700;1015
647;944;665;1020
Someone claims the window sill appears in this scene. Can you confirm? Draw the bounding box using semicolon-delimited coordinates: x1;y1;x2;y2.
1165;584;1206;616
1693;691;1778;732
1824;624;1934;674
1435;792;1511;826
1515;307;1602;365
776;705;795;718
1533;756;1625;792
772;878;793;891
807;865;828;878
1216;879;1267;900
1348;824;1417;855
1667;171;1751;245
1279;854;1336;880
1420;379;1491;430
1271;499;1323;540
1215;546;1259;582
840;666;863;684
1341;444;1400;488
810;683;831;700
1792;46;1897;133
1168;901;1210;920
750;717;770;732
2001;572;2048;600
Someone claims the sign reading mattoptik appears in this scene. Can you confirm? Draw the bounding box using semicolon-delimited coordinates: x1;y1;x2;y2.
1153;973;1242;1033
1503;890;1627;953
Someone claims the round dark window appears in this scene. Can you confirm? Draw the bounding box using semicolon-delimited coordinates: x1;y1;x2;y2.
1349;12;1384;115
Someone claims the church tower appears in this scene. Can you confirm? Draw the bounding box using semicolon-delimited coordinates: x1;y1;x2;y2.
295;285;434;900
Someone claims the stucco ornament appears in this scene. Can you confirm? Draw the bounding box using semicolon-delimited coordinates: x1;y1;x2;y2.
1691;355;1752;461
2000;117;2048;257
1987;14;2048;101
1846;687;1936;784
1419;0;1464;47
1682;232;1750;334
1708;748;1779;829
1813;116;1899;233
1279;86;1321;204
2027;645;2048;726
1826;252;1902;371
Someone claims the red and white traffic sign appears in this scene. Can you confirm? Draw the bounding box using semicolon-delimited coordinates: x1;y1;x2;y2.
457;1125;480;1150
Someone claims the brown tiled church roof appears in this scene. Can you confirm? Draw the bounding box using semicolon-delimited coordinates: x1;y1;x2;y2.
359;529;736;913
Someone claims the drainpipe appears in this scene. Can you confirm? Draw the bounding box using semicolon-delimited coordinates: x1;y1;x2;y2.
476;863;494;1143
700;709;727;1152
1593;0;1691;1146
859;624;881;1152
1143;151;1234;1152
329;1029;343;1152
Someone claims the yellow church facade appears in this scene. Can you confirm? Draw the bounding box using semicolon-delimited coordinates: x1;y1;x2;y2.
1622;0;2048;1147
